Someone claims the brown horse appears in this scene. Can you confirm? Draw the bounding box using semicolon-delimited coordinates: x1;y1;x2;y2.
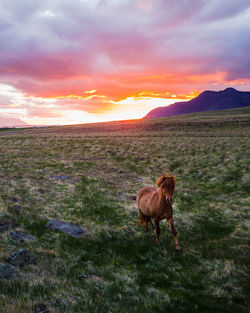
136;173;181;250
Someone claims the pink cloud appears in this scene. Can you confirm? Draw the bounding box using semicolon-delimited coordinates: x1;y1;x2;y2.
0;0;249;124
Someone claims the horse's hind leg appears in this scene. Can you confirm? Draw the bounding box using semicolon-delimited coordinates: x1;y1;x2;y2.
167;218;181;251
145;217;155;232
154;219;160;244
138;210;144;225
138;210;148;232
145;216;154;232
149;218;155;231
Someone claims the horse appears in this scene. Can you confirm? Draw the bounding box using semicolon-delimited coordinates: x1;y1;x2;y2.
136;173;181;250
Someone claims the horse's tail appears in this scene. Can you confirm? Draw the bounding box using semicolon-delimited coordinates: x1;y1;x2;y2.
137;191;149;225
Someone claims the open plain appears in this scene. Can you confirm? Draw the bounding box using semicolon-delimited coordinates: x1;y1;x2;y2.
0;107;250;313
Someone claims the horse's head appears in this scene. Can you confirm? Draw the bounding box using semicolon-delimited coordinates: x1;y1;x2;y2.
157;174;176;203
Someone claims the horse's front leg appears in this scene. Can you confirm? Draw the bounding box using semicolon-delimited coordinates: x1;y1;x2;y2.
153;219;160;244
167;218;181;251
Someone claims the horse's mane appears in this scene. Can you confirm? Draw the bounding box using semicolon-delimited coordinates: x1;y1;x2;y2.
156;174;176;188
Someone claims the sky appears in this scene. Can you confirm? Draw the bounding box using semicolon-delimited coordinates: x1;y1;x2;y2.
0;0;250;126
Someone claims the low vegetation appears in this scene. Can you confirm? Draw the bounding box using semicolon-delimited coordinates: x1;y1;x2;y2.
0;108;249;312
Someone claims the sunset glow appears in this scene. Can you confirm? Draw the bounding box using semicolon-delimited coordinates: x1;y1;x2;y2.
0;0;250;126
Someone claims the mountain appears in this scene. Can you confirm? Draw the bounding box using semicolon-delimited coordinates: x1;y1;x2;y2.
0;117;29;128
144;88;250;119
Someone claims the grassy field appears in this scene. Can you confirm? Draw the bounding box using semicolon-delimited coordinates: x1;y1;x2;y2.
0;108;249;312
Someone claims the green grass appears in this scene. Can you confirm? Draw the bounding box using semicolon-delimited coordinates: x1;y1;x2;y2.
182;105;250;117
0;112;249;312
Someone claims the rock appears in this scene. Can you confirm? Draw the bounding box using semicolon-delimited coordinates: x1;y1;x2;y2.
0;264;16;279
10;197;23;210
79;273;94;280
0;222;12;232
46;219;87;237
79;273;104;282
10;197;18;203
33;303;50;313
14;205;24;210
52;175;69;181
10;232;35;242
7;249;36;267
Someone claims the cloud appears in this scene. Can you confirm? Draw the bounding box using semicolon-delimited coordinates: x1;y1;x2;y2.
0;82;186;125
0;115;28;127
197;0;250;22
0;0;250;124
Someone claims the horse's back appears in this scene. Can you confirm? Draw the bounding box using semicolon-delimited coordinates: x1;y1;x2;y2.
136;187;156;216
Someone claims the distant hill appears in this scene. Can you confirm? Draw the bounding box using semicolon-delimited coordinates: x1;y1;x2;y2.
144;88;250;119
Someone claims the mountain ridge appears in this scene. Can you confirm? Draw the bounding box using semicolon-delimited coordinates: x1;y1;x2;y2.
144;87;250;119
